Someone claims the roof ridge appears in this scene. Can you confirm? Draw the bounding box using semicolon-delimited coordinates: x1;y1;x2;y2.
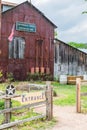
2;1;57;28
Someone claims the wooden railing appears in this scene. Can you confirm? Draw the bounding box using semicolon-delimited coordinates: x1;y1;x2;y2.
0;82;53;129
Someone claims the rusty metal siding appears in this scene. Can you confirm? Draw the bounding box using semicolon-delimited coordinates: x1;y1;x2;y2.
0;2;55;80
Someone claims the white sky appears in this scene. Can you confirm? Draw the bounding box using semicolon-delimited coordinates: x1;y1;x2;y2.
4;0;87;43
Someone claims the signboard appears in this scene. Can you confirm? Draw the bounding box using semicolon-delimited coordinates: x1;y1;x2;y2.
13;91;45;104
16;22;36;32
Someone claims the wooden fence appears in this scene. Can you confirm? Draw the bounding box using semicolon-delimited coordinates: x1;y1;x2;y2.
0;82;53;129
76;78;87;113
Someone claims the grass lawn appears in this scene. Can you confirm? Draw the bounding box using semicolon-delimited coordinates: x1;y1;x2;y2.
53;83;76;106
52;82;87;112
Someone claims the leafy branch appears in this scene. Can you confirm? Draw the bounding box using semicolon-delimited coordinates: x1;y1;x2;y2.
68;42;87;49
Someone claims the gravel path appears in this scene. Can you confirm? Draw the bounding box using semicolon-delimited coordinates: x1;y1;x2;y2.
35;105;87;130
51;105;87;130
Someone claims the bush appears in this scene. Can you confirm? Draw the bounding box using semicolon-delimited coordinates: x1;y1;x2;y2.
53;90;57;97
0;70;5;83
26;73;53;81
6;72;14;82
0;100;4;110
26;73;40;81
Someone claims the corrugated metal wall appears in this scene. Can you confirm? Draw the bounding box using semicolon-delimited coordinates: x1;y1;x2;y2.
0;1;55;80
54;39;87;79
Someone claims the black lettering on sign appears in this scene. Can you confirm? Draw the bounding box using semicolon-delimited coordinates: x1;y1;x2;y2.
42;92;45;99
34;96;36;100
22;95;25;102
28;97;30;101
31;96;33;100
25;97;28;101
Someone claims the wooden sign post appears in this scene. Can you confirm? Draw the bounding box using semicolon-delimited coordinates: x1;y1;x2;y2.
76;78;81;113
46;81;53;120
4;97;11;123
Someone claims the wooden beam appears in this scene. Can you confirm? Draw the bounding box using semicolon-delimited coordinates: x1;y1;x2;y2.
0;101;46;114
0;114;46;130
0;94;20;99
46;82;53;120
76;78;81;113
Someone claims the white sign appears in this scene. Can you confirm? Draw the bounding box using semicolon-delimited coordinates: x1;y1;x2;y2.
14;91;45;104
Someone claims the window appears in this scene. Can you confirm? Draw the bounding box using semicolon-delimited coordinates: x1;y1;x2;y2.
9;37;25;59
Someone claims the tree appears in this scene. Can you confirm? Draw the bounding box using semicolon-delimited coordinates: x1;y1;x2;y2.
54;30;58;38
82;0;87;14
68;42;87;49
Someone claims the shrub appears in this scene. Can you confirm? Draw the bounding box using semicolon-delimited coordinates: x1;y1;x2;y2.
6;72;14;82
0;100;4;110
0;70;3;78
26;73;53;81
53;90;57;97
26;72;40;81
0;70;5;83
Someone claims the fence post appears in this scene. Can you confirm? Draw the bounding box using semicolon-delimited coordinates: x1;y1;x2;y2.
76;78;81;113
4;97;11;123
46;81;53;120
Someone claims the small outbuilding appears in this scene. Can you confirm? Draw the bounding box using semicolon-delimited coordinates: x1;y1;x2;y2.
0;1;57;80
54;39;87;80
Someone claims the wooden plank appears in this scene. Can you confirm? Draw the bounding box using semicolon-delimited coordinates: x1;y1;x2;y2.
13;91;46;104
28;83;46;88
46;83;53;121
0;101;46;114
3;94;21;99
81;80;87;86
76;78;81;113
4;98;11;123
0;95;5;99
0;114;46;130
81;92;87;96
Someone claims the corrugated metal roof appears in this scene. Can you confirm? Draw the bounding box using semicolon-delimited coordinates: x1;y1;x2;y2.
78;48;87;54
55;38;87;55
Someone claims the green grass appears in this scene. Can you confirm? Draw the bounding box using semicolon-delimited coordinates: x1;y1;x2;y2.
17;118;56;130
53;83;76;106
53;82;87;112
80;85;87;112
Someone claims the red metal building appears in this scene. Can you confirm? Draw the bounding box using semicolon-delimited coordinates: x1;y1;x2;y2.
0;1;57;80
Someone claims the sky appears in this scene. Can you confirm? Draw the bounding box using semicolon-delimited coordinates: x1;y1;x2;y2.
4;0;87;43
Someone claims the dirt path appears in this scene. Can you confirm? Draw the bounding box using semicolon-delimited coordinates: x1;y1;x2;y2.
35;105;87;130
51;105;87;130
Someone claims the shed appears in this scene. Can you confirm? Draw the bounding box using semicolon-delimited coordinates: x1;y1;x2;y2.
54;39;87;79
0;1;57;80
